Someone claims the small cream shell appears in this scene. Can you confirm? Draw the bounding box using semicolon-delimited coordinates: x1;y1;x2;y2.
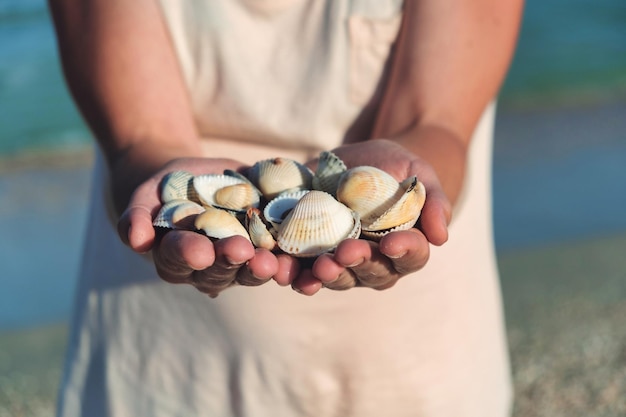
194;174;260;212
246;208;277;251
194;206;251;241
277;190;361;257
247;157;314;200
214;183;261;211
153;199;205;230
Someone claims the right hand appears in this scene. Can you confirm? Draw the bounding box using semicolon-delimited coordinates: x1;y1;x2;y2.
116;157;297;297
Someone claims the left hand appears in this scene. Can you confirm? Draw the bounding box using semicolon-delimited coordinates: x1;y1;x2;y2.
288;139;452;295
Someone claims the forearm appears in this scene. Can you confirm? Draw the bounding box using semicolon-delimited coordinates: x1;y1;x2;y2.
48;0;201;210
374;0;524;205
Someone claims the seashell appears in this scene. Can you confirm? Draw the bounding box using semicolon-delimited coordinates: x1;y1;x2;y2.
193;174;261;212
194;206;251;242
160;171;199;203
153;199;205;230
247;157;314;200
214;183;261;212
363;176;426;233
245;208;277;251
277;190;361;257
336;166;426;239
312;151;347;196
336;166;407;227
263;189;310;232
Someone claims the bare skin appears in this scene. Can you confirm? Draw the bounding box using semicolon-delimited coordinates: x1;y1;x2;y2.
49;0;523;297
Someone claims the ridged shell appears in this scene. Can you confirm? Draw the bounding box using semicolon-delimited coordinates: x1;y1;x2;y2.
363;176;426;232
193;174;260;212
263;189;309;232
312;151;347;196
247;157;314;200
160;171;199;203
245;208;277;251
194;206;251;241
277;190;361;257
153;199;205;230
336;166;408;228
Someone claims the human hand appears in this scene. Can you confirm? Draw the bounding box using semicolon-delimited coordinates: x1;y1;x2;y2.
290;139;451;295
116;157;288;297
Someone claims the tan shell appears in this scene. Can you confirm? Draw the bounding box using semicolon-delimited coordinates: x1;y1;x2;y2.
336;166;426;234
194;174;260;212
194;206;251;241
247;157;314;200
214;183;261;211
153;199;205;230
277;190;361;257
160;171;199;203
246;207;277;251
363;176;426;232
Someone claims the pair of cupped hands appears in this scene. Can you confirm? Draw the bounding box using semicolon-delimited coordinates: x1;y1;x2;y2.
117;139;451;297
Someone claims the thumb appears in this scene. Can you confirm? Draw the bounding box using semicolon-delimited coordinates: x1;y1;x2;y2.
116;177;161;253
117;204;156;253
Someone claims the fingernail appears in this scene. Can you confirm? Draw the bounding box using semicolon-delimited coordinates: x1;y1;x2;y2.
387;251;407;259
345;258;364;268
226;257;245;266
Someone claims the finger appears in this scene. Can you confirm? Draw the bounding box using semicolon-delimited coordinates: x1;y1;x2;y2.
118;205;157;253
312;254;357;290
193;235;255;287
291;269;323;296
378;230;430;275
323;269;358;291
153;230;216;284
311;253;347;284
333;239;397;289
418;181;451;246
117;175;162;252
419;200;449;246
236;249;278;286
274;254;301;286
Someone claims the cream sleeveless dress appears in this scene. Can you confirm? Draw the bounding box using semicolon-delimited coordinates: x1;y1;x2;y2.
57;1;512;416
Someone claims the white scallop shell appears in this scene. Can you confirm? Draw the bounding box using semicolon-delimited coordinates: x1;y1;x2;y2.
193;174;261;212
246;208;277;251
160;170;199;203
277;190;361;257
194;206;251;241
153;199;205;230
247;157;314;200
263;189;309;232
312;151;347;196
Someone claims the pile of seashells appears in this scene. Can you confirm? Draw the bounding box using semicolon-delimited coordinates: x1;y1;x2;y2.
153;151;426;258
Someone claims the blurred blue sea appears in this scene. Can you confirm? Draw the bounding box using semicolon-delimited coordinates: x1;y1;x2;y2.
0;0;625;329
1;0;625;155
